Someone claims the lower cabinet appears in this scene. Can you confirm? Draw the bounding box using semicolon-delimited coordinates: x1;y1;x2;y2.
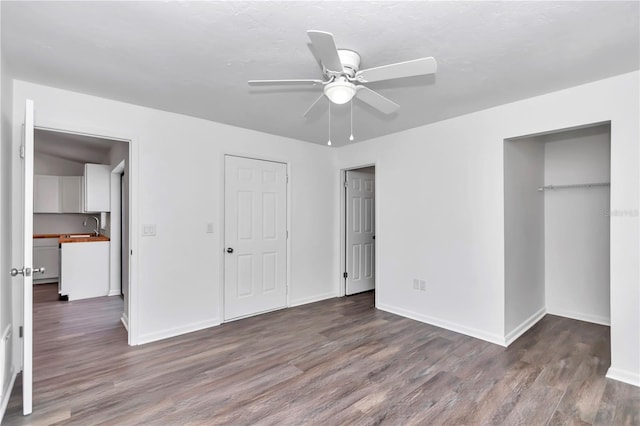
60;241;110;301
33;238;60;284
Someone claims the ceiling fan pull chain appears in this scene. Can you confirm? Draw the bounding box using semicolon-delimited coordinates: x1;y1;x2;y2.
327;102;332;146
349;100;354;141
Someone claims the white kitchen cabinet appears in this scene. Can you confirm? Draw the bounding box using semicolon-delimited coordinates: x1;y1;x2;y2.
60;241;110;300
33;238;59;284
60;176;82;213
84;164;111;212
34;175;61;213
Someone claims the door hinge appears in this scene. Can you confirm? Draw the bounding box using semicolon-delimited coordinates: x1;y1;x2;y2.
286;175;289;184
343;272;348;279
19;145;25;159
19;326;23;338
286;230;289;239
344;180;348;188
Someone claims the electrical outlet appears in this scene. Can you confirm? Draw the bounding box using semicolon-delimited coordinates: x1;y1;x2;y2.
413;279;419;290
419;280;427;291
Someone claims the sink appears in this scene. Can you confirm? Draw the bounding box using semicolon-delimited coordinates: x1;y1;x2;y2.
64;234;92;238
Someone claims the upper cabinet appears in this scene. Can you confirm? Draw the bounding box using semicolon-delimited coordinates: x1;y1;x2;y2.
84;164;111;212
35;175;83;213
34;165;111;214
34;175;61;213
60;176;83;213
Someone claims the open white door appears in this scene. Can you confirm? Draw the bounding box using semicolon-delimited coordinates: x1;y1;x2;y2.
9;100;34;415
345;169;375;295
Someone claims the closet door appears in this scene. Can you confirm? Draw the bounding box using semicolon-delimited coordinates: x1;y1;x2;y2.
224;156;287;320
346;170;375;295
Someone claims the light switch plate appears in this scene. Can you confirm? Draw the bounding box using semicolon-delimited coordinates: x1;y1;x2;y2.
142;224;156;236
206;223;214;234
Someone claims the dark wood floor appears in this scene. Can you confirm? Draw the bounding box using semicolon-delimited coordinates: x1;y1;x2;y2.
3;284;639;425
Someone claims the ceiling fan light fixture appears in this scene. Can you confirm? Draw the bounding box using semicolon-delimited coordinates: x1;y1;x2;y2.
324;77;356;105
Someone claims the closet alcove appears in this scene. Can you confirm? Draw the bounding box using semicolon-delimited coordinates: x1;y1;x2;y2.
504;123;611;341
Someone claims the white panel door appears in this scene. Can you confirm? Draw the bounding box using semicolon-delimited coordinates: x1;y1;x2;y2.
10;100;34;415
346;170;375;295
224;156;287;320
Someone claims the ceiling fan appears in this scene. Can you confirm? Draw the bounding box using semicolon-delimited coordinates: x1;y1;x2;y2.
249;30;437;116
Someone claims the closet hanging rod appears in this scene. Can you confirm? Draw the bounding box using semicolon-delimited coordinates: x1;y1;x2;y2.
537;182;610;192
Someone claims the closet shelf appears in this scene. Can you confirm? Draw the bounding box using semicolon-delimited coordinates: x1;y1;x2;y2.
538;182;610;192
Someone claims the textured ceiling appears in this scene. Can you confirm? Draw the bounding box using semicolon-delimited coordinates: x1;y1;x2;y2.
2;1;639;147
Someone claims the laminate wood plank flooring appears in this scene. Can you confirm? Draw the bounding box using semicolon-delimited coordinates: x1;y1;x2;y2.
3;284;639;425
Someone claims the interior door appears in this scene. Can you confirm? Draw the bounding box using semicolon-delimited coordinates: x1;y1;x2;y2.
9;100;34;415
224;156;287;320
346;169;375;295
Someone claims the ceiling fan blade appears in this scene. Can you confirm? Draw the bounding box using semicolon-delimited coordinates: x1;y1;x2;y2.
307;30;343;72
355;86;399;114
356;57;437;83
303;94;326;117
248;79;324;86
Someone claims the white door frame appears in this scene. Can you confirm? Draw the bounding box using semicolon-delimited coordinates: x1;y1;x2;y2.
11;120;140;348
109;160;125;300
220;153;291;322
339;163;379;304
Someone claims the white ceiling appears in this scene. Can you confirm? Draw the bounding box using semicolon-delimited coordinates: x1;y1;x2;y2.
3;1;639;147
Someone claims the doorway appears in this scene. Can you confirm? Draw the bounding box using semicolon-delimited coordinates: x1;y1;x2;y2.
31;127;132;337
10;102;138;417
109;160;130;330
32;128;130;310
343;166;376;296
223;155;288;321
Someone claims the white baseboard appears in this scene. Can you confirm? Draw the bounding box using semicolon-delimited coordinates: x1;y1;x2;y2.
0;368;17;422
137;318;221;345
33;279;58;285
108;290;121;297
377;303;506;346
505;307;547;346
120;313;129;332
138;291;338;345
547;308;610;326
290;291;338;307
606;366;640;387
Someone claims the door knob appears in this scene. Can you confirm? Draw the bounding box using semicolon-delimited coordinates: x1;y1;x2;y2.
227;248;234;253
10;267;31;277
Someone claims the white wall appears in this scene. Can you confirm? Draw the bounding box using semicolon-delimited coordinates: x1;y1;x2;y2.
32;214;95;235
504;137;545;343
11;80;337;346
0;6;16;411
544;125;611;325
335;71;639;385
34;152;84;176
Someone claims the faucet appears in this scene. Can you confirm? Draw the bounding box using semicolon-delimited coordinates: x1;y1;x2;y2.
83;216;100;237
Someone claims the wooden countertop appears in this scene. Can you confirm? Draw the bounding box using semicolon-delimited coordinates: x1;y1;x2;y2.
34;233;110;243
